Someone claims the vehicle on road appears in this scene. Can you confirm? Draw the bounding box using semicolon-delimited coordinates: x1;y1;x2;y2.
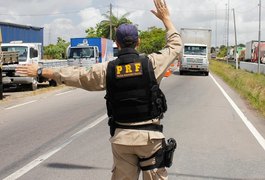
244;40;265;63
1;41;68;90
179;28;212;76
67;37;114;67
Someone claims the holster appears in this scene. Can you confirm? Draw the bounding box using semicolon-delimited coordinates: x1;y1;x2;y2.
139;138;177;171
108;117;116;137
164;138;177;167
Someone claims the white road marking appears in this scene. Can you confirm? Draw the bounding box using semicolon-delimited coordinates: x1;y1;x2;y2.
3;113;108;180
55;90;73;96
4;90;74;110
5;100;37;110
210;73;265;151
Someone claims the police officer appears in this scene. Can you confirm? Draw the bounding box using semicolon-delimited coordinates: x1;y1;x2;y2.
16;0;182;179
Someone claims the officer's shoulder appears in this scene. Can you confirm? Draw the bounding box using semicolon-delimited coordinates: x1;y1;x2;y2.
153;51;162;55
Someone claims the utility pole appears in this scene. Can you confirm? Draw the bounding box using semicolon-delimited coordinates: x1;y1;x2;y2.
232;9;238;69
226;0;230;64
48;27;51;45
215;4;218;48
258;0;261;74
110;3;113;40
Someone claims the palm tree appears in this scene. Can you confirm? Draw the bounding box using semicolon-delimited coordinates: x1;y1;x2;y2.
99;12;132;41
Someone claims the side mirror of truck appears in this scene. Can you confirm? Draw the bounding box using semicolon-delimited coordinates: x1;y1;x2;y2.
30;48;38;58
98;52;102;57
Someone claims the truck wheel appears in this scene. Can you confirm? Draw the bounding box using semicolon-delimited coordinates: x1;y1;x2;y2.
25;78;38;91
30;78;38;91
204;72;209;76
179;70;184;75
49;80;57;87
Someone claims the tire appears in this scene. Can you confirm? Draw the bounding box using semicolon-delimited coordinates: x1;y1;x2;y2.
204;72;209;76
49;80;57;87
179;70;184;75
25;78;38;91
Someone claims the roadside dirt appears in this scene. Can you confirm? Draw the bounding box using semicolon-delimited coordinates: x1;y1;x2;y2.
0;84;67;104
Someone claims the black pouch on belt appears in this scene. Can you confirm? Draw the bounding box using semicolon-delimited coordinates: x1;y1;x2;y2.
108;117;116;137
164;138;177;168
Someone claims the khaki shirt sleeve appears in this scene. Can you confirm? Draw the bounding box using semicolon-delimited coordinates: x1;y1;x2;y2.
52;62;108;91
148;28;182;83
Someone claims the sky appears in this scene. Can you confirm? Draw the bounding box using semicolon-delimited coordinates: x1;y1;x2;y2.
0;0;264;47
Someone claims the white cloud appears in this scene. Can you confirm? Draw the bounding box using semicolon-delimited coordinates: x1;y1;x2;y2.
0;0;264;46
78;8;104;28
44;18;85;45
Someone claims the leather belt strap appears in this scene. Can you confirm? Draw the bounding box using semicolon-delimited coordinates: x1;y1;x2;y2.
115;123;163;132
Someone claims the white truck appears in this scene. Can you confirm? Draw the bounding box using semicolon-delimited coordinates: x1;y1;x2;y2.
1;41;68;90
67;37;114;67
0;51;19;99
179;28;212;76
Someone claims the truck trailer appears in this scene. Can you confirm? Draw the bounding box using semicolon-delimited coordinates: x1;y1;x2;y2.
67;37;114;67
0;22;43;45
179;28;212;76
244;40;265;63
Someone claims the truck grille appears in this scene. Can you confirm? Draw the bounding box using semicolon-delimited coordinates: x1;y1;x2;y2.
186;58;204;64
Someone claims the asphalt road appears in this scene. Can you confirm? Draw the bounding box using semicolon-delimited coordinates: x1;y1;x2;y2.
0;71;265;180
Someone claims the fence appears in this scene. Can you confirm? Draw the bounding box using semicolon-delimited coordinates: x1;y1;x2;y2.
240;62;265;74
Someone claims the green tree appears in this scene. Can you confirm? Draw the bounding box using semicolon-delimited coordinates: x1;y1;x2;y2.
86;27;98;38
44;37;69;59
217;45;227;57
138;27;166;54
85;13;132;40
238;43;245;47
85;24;104;38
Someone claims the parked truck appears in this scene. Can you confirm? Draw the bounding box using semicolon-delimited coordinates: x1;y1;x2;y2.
244;40;265;63
1;28;19;98
1;41;68;90
179;28;212;76
67;37;114;67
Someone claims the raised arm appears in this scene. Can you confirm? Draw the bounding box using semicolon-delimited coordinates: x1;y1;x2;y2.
151;0;175;31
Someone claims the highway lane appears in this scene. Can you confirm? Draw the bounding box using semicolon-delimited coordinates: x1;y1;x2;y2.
163;72;265;179
0;71;265;179
0;87;108;179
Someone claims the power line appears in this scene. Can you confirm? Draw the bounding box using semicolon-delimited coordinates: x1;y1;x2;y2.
0;6;109;17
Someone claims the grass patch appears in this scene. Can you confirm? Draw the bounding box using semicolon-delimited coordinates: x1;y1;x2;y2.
210;60;265;117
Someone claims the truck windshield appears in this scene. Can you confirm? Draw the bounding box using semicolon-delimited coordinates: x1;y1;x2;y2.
184;46;207;56
69;47;94;59
2;46;28;62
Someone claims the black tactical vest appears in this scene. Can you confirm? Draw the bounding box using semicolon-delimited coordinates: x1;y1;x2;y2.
105;48;167;123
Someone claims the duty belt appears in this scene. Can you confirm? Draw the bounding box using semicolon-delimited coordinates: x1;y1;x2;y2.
115;123;163;132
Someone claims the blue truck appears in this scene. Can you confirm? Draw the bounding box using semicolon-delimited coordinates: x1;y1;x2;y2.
67;37;114;67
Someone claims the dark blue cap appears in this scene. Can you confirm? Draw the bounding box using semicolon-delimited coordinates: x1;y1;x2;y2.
116;24;138;47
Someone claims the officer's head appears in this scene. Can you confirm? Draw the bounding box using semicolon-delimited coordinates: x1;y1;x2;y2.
115;24;139;49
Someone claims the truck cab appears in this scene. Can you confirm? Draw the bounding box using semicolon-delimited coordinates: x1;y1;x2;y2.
179;43;209;76
67;37;114;67
1;41;41;64
67;44;100;67
113;42;119;58
1;41;41;90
